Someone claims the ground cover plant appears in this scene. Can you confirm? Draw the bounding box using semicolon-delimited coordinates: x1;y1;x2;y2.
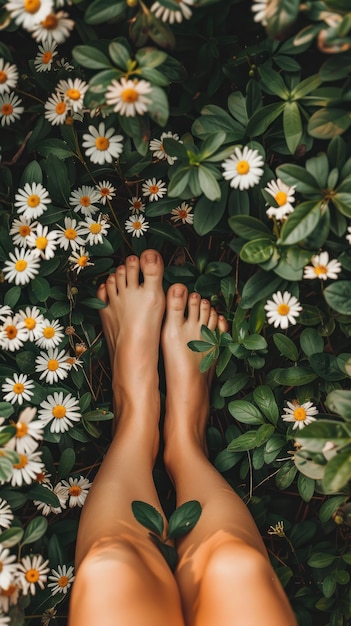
0;0;351;624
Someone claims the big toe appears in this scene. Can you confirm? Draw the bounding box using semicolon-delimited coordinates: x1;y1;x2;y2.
140;249;164;289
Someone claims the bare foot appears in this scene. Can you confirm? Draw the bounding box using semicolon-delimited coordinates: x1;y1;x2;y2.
161;284;228;458
97;250;165;434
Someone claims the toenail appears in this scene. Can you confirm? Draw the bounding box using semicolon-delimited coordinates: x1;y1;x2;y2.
145;252;157;263
201;299;209;305
191;293;199;299
174;287;186;297
128;255;137;262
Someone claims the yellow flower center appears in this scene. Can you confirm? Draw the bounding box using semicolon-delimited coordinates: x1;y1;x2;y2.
42;51;53;64
80;196;91;207
0;71;7;84
27;194;40;208
24;0;41;14
236;160;250;175
13;453;28;470
15;259;27;272
66;88;81;101
58;575;69;588
25;569;40;583
1;104;13;115
47;359;59;371
55;101;66;115
178;208;188;219
95;136;109;151
41;14;58;29
52;405;66;419
314;265;327;276
121;87;139;103
149;185;159;194
99;187;110;197
64;227;77;240
277;303;290;316
16;422;28;437
35;236;47;250
43;326;55;338
133;221;142;230
13;383;25;395
69;485;82;496
89;223;102;234
24;317;36;330
293;407;307;421
78;255;89;267
19;225;31;237
275;191;288;206
132;200;142;210
5;325;17;339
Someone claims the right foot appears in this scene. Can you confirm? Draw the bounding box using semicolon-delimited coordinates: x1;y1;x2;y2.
97;250;165;428
161;285;227;454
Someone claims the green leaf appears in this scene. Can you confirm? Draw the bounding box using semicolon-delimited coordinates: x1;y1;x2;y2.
228;216;273;241
149;222;186;246
253;385;279;425
148;86;169;126
0;456;15;482
228;400;265;425
283;102;302;154
85;69;123;108
273;333;299;362
242;334;267;350
36;139;73;159
240;271;285;309
193;183;228;236
295;420;350;450
0;403;15;419
308;108;351;139
84;0;126;25
135;47;167;68
319;496;346;523
324;281;351;314
22;517;48;546
220;373;249;397
80;297;107;309
131;501;164;536
72;45;112;69
280;201;322;245
274;367;318;386
58;448;76;479
197;165;221;201
20;160;42;186
240;238;275;264
307;553;336;568
167;500;202;539
246;102;285;136
300;328;324;357
326;390;351;420
227;430;259;452
0;527;24;548
323;450;351;492
167;167;191;197
275;461;297;490
297;474;315;502
4;286;21;308
27;484;60;508
265;0;300;39
276;163;320;194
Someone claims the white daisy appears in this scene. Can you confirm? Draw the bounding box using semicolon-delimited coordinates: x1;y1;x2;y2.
142;177;167;201
222;146;264;190
28;11;74;44
61;476;92;508
35;347;71;383
26;223;60;260
170;202;193;224
128;196;145;213
68;247;94;274
0;544;17;591
44;91;68;125
303;251;342;281
106;77;152;117
5;0;53;29
265;178;296;221
264;291;302;329
9;216;37;248
0;582;20;613
38;392;81;433
0;316;28;351
0;92;23;126
82;123;124;165
47;564;74;595
252;0;268;26
0;499;14;529
150;0;194;24
96;181;116;205
33;481;67;515
78;215;110;246
346;226;351;244
33;41;58;72
9;449;44;487
125;214;149;238
0;59;18;94
0;306;12;322
2;373;34;405
17;554;49;596
35;318;64;350
16;305;45;340
56;77;88;112
149;131;180;165
56;217;85;251
14;182;51;220
0;613;10;625
69;185;100;217
65;355;83;370
282;400;318;430
2;248;40;285
6;407;43;454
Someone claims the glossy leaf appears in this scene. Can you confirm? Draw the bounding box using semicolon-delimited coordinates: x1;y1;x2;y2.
132;501;164;536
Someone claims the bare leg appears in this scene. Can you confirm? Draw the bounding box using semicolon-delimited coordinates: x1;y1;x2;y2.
69;252;184;626
161;285;298;626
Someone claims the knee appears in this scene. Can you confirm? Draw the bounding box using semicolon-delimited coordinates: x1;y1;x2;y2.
203;540;272;588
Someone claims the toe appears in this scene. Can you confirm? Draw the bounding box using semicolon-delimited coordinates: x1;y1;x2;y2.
126;255;140;288
188;292;201;322
199;299;211;326
218;315;229;333
115;264;127;291
97;282;108;304
208;307;218;331
165;284;188;324
105;272;118;302
140;249;164;289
